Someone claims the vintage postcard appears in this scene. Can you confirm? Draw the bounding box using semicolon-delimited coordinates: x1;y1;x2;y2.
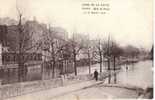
0;0;153;100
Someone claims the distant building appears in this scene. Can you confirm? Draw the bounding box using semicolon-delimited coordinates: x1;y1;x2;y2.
0;23;43;65
50;27;68;40
73;33;89;43
0;20;69;65
0;17;17;25
0;25;7;46
0;19;71;84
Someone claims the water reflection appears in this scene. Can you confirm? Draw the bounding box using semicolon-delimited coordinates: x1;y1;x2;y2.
105;60;153;88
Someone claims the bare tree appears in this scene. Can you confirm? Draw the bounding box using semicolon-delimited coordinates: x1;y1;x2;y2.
15;7;42;82
98;39;103;73
123;45;140;59
92;38;104;73
82;36;94;74
16;9;30;81
102;36;124;83
85;46;92;74
41;26;67;78
70;33;84;76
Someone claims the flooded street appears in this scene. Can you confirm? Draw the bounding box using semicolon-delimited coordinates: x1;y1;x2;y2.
78;60;153;88
105;60;153;89
118;60;153;88
5;61;153;100
56;60;153;99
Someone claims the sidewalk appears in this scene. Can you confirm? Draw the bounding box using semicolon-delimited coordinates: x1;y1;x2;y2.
5;80;104;100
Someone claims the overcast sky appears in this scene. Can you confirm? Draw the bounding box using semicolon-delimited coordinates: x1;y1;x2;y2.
0;0;153;50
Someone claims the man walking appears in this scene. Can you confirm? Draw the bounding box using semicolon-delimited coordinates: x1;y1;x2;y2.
94;69;98;81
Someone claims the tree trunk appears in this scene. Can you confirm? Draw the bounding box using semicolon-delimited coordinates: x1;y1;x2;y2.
99;52;102;73
41;63;44;80
66;60;68;74
51;43;55;78
52;60;55;78
18;53;25;82
18;63;24;82
88;51;91;74
65;60;67;74
108;70;111;84
113;56;116;84
113;56;116;71
23;65;27;81
108;58;111;84
108;58;110;70
73;53;77;76
102;54;104;70
114;73;117;84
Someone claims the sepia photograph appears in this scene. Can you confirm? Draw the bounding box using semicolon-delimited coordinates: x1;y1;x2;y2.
0;0;153;100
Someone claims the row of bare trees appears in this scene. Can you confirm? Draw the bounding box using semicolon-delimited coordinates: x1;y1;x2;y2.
14;8;144;82
40;31;142;77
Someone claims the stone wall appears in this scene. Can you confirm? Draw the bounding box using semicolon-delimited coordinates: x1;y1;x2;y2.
0;71;112;99
0;74;93;99
0;78;63;99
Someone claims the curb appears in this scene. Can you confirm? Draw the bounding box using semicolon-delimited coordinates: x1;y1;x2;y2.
49;81;104;99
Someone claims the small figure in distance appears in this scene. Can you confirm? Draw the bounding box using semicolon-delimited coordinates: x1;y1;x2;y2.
94;69;99;81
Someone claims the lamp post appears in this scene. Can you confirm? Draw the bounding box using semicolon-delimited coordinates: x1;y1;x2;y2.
0;43;2;66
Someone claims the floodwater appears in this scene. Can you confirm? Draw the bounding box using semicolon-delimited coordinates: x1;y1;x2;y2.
75;60;153;99
78;60;153;89
105;60;153;89
53;61;154;99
